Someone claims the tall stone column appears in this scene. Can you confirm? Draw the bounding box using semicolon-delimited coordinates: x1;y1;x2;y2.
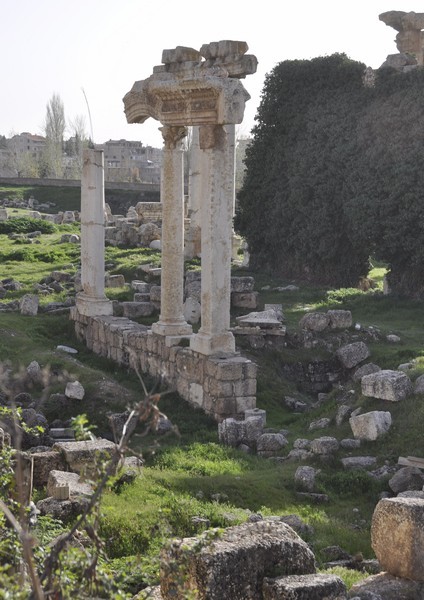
190;125;235;355
185;126;203;259
152;126;192;337
76;148;112;317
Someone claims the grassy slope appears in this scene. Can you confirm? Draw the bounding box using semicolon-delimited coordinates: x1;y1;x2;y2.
1;215;424;591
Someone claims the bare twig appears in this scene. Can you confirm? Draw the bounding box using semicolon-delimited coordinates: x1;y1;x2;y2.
40;388;162;588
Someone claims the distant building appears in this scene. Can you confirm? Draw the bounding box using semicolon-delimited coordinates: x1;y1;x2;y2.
9;132;46;158
95;139;162;183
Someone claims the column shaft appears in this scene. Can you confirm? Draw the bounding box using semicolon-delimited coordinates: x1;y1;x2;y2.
152;126;192;337
76;148;112;316
190;125;235;355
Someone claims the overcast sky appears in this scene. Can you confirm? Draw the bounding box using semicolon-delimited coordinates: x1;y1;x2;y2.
2;0;422;147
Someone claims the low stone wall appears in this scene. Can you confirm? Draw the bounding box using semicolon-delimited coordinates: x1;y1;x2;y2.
70;309;257;421
0;176;160;194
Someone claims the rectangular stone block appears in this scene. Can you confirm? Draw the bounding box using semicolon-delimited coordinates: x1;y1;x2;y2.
231;291;259;309
262;573;346;599
230;276;255;292
233;378;257;396
32;451;67;487
236;396;256;412
160;521;315;600
213;358;243;381
53;439;116;475
122;301;155;319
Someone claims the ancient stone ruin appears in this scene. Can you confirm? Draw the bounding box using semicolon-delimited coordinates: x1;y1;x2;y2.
71;41;258;421
380;10;424;69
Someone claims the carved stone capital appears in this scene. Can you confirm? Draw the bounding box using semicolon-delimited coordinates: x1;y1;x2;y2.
160;125;187;149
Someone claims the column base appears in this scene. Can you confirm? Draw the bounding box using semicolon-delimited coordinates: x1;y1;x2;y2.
190;330;235;356
76;293;113;317
152;320;193;337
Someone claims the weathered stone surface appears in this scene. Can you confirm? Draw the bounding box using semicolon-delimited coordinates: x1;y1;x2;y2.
31;450;66;487
149;285;161;303
349;411;392;441
231;291;258;309
341;456;377;470
278;515;314;536
352;362;381;382
349;571;424;599
183;296;201;324
53;439;116;474
361;370;412;402
20;294;39;316
327;310;352;330
295;466;319;492
309;418;331;431
388;467;424;494
257;433;288;457
218;418;243;447
230;276;255;293
264;304;284;322
65;380;85;400
336;405;353;426
263;573;346;599
122;301;155;318
398;490;424;499
236;309;282;329
414;374;424;394
138;222;161;245
160;521;316;600
244;408;266;426
47;470;93;498
131;280;151;293
336;342;370;369
340;438;361;450
105;274;125;288
299;312;330;332
36;496;90;521
310;436;339;455
371;497;424;581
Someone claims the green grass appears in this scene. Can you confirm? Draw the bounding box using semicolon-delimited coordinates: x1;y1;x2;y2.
2;216;424;592
0;184;81;212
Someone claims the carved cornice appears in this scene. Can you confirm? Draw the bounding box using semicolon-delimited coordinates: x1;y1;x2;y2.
123;40;256;128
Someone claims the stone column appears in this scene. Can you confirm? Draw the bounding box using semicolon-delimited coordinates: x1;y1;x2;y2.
185;126;203;259
76;148;112;317
225;124;241;260
190;125;235;355
152;126;192;337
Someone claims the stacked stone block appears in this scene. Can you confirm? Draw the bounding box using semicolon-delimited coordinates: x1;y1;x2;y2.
71;309;256;421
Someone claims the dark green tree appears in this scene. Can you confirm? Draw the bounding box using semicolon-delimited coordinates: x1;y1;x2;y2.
235;54;371;287
344;67;424;297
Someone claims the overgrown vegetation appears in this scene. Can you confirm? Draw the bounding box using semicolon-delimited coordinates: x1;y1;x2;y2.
236;55;424;298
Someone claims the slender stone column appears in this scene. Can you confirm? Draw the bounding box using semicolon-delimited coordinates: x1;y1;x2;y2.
152;126;192;337
76;149;112;317
185;126;202;259
190;125;235;355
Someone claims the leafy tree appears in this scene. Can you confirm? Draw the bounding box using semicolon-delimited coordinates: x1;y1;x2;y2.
235;54;371;287
42;93;66;178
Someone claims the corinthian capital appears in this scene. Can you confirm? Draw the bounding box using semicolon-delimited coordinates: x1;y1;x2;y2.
160;125;187;149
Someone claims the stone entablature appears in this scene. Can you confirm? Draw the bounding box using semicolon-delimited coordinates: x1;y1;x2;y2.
71;309;256;421
123;42;257;128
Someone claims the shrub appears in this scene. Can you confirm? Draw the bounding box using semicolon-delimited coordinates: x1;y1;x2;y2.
0;217;55;235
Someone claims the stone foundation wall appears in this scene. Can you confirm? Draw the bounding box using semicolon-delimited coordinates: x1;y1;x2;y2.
71;309;257;421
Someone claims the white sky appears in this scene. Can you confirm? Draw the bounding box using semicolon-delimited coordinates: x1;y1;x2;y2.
2;0;422;147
